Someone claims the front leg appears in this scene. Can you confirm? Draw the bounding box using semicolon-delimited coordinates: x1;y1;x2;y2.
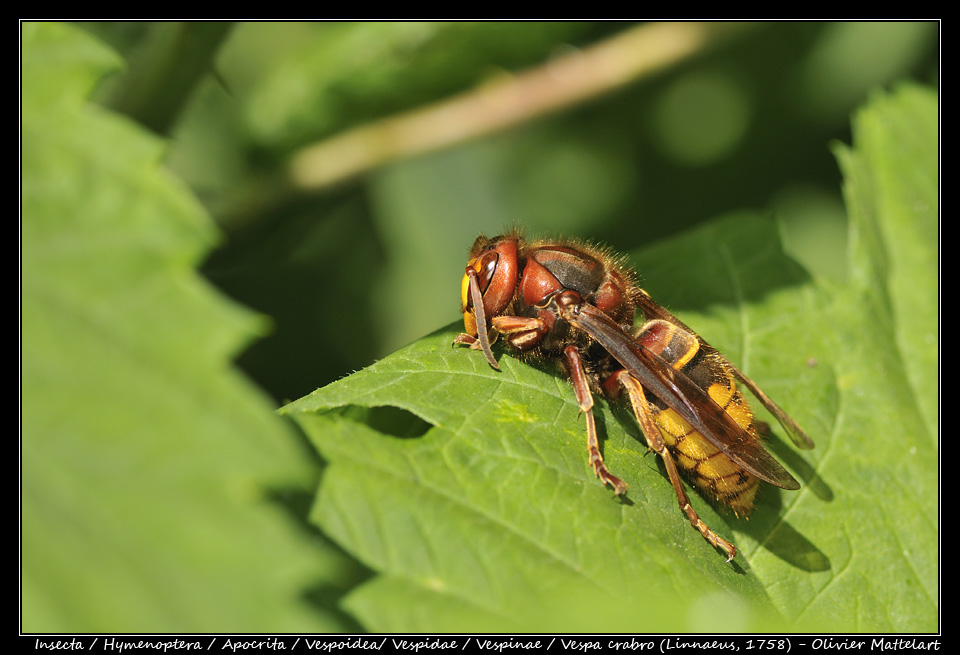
455;315;550;355
492;315;550;352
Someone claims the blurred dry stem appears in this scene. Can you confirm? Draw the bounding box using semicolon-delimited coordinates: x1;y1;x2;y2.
289;22;735;190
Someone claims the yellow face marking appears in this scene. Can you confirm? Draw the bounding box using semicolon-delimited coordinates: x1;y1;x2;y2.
461;259;484;335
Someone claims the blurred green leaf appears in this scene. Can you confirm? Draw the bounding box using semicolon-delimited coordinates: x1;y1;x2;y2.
92;21;235;135
21;22;356;632
284;86;937;633
236;22;604;153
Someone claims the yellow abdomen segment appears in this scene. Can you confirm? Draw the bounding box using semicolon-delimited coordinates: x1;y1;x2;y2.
653;365;760;517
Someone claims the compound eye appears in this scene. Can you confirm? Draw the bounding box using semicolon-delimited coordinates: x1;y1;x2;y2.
461;250;499;312
476;249;499;294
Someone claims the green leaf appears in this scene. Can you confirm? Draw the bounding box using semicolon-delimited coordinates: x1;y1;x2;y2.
21;23;355;632
837;84;938;439
284;85;938;632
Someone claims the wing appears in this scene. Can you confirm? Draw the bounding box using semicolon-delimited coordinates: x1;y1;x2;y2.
634;291;815;451
566;302;801;490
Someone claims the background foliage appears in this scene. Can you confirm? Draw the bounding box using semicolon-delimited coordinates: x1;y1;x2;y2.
22;21;937;633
